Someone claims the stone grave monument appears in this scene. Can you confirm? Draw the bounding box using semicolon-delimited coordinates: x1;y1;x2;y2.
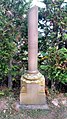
20;1;48;109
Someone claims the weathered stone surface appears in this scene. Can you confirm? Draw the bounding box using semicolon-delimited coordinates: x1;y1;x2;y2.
20;104;49;109
28;5;38;74
20;73;46;105
20;5;47;107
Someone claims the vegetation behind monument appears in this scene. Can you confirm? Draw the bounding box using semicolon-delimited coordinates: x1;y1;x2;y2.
0;0;67;90
38;0;67;89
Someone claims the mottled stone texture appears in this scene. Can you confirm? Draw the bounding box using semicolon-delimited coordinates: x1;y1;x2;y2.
20;5;46;106
20;73;46;104
28;6;38;74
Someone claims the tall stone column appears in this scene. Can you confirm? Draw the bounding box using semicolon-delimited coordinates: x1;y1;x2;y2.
20;4;47;109
28;6;38;74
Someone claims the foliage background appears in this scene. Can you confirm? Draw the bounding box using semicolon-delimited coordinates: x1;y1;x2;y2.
0;0;67;89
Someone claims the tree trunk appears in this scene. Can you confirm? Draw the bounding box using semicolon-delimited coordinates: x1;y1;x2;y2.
8;59;12;89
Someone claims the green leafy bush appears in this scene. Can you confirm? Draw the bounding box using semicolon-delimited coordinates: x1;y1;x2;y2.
40;47;67;84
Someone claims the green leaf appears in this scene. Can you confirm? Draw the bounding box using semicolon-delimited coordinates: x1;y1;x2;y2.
0;91;4;95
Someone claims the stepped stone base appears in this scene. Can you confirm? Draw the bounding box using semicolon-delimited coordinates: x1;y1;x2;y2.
20;104;49;110
20;72;46;105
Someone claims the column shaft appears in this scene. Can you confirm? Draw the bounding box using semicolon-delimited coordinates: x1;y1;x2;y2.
28;6;38;73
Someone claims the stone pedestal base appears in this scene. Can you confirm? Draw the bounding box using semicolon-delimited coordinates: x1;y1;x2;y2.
20;72;46;105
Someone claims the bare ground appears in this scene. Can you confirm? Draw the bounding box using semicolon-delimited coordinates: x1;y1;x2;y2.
0;90;67;119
